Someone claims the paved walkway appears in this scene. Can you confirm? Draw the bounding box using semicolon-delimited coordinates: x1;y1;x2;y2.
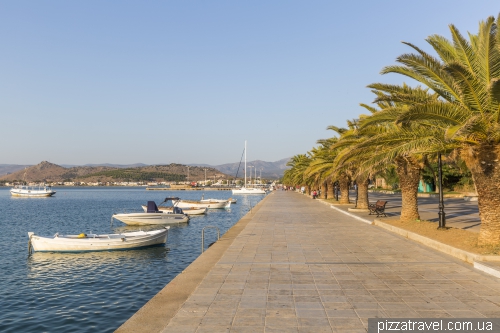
123;191;500;332
342;191;481;232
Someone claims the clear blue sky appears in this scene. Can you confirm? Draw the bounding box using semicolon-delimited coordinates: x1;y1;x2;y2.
1;1;498;165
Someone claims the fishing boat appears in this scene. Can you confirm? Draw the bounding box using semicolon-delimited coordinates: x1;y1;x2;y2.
27;227;169;253
112;200;189;226
232;141;266;195
141;197;207;215
10;184;56;197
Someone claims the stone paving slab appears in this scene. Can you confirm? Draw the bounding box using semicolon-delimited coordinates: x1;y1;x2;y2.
157;191;500;332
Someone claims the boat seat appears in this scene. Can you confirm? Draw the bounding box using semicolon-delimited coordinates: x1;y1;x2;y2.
147;201;160;213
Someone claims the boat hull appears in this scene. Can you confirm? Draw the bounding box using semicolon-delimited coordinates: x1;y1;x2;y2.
10;189;56;197
232;187;266;195
176;200;230;209
28;228;169;252
112;212;189;225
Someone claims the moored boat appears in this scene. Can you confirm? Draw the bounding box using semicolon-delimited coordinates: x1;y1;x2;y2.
176;199;231;209
112;200;189;226
200;196;237;204
141;197;207;215
232;141;267;195
28;227;170;253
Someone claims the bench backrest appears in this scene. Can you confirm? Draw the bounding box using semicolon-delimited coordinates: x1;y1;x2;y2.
376;200;388;207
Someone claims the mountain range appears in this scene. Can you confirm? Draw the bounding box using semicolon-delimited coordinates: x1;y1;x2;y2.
0;158;291;182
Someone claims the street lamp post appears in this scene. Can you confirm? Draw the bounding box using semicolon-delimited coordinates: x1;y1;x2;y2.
187;166;190;183
438;153;446;229
204;168;207;186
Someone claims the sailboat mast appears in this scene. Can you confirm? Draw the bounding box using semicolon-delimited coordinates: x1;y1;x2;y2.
244;140;247;188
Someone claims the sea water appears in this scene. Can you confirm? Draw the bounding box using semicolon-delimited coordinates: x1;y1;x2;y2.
0;187;264;333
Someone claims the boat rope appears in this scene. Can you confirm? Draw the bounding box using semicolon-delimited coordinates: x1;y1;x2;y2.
234;148;245;182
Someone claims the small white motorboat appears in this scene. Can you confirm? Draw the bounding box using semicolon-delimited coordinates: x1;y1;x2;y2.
10;184;56;197
28;227;170;253
200;195;237;204
112;200;189;226
141;197;207;215
176;198;231;209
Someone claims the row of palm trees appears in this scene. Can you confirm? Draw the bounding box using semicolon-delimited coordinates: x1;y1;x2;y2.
283;14;500;246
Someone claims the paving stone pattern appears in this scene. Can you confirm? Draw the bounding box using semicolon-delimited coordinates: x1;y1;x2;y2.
162;191;500;333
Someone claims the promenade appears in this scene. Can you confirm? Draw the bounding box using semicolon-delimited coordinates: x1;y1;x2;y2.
118;191;500;333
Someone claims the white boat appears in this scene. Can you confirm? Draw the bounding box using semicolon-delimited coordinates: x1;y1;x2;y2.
112;200;189;226
28;227;169;253
176;199;231;209
200;195;237;204
232;141;266;195
232;187;266;194
10;184;56;197
141;197;207;215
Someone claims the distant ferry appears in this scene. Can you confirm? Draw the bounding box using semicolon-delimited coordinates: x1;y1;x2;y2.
10;184;56;197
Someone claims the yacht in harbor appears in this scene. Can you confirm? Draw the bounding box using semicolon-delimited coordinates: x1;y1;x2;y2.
232;141;266;195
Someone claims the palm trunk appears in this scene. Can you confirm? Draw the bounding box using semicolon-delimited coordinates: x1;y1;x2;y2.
463;145;500;245
395;156;421;221
356;175;369;209
327;178;334;199
321;181;327;199
338;173;350;204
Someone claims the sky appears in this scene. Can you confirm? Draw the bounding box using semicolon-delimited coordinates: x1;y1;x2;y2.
1;1;499;166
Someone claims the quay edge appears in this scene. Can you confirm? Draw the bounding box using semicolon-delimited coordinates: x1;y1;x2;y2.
115;193;272;333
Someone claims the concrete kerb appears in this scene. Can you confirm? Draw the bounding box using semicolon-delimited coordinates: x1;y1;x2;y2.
474;261;500;279
328;204;373;225
116;192;273;333
373;219;500;264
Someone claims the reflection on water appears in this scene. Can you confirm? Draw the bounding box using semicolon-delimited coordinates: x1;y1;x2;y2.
0;187;264;333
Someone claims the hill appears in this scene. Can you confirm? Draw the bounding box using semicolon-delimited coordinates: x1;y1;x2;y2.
0;161;229;183
0;157;291;181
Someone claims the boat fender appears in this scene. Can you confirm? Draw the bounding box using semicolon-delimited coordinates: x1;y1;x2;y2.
77;233;87;238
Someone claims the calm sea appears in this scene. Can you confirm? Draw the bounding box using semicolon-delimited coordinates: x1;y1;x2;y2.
0;187;264;333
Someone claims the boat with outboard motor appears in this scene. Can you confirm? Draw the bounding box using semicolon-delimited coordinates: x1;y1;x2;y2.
112;199;189;226
141;197;207;215
28;227;170;253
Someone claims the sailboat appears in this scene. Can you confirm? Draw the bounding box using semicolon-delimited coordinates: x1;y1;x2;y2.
232;141;266;195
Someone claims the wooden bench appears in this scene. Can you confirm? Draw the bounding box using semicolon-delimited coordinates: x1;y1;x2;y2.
368;200;388;217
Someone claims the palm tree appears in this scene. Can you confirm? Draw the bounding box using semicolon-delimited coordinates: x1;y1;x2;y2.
326;126;353;204
283;154;312;192
336;85;441;221
306;137;339;200
382;15;500;245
